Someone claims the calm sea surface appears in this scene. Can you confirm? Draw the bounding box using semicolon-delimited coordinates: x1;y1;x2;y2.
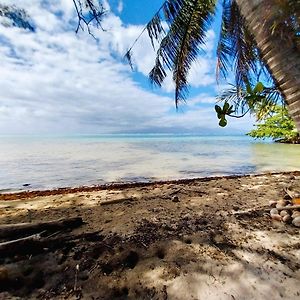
0;134;299;192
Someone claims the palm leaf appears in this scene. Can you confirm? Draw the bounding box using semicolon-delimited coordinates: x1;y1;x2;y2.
124;49;134;70
144;0;184;51
148;0;216;107
218;83;283;120
266;0;300;49
217;0;258;88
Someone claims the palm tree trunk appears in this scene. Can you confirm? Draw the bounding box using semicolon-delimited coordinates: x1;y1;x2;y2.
236;0;300;132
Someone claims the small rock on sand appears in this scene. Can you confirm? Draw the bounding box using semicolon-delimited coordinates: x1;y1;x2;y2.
292;216;300;227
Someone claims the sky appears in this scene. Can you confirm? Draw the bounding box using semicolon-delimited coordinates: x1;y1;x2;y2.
0;0;254;135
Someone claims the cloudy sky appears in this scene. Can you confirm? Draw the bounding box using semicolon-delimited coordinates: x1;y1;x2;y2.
0;0;254;135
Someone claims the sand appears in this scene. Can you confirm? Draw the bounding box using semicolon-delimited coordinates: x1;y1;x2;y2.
0;172;300;299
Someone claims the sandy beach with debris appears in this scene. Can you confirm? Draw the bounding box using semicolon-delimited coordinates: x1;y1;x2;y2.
0;172;300;299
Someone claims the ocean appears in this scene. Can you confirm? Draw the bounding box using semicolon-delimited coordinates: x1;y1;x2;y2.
0;134;299;192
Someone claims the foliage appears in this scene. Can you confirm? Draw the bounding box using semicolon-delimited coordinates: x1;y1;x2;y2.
267;0;300;50
125;0;299;108
215;102;234;127
216;0;257;87
217;81;299;143
72;0;106;36
216;81;284;126
0;1;106;35
247;106;299;143
0;4;34;31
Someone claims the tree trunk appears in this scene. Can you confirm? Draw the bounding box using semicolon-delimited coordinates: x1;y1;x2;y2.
236;0;300;131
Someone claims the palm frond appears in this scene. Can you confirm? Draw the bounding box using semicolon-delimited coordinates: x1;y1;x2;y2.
267;0;300;50
217;84;246;113
148;0;216;107
144;0;184;51
147;13;166;48
257;87;283;120
124;49;134;70
217;0;258;88
218;82;284;120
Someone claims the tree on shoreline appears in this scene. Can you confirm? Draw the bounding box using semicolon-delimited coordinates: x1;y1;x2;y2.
216;80;299;143
247;106;299;144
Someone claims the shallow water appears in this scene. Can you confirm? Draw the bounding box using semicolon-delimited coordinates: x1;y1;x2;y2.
0;134;299;192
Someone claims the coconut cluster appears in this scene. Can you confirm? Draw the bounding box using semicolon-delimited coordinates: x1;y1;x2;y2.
269;199;300;227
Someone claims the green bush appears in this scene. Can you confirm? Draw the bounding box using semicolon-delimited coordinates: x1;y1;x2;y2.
247;106;299;143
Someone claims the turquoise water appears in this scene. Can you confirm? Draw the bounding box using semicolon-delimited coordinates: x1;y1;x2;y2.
0;134;299;192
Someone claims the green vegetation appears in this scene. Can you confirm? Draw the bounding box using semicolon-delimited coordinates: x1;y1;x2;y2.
217;81;299;143
247;106;299;144
125;0;300;131
216;81;282;123
126;0;300;131
215;102;235;127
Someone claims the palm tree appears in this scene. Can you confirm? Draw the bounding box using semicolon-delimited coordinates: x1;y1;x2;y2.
126;0;300;131
236;0;300;130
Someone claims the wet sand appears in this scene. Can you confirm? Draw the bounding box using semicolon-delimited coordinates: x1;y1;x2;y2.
0;172;300;299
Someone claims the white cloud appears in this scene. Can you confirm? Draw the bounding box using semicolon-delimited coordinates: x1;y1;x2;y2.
187;94;217;107
117;0;123;13
101;17;216;92
0;0;252;135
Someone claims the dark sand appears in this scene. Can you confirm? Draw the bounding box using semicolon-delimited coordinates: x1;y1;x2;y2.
0;172;300;299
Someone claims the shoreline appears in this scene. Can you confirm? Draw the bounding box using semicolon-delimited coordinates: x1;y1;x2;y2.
1;171;300;299
1;170;300;201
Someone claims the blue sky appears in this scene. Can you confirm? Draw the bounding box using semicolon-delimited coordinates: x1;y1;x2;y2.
0;0;253;134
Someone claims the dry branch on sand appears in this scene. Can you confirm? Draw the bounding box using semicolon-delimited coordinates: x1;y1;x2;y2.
0;217;83;239
0;217;85;257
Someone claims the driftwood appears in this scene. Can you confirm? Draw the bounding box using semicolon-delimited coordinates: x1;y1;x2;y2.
284;187;300;199
0;230;102;257
0;217;83;239
0;232;44;256
0;232;42;247
100;197;135;206
0;231;53;257
276;205;300;211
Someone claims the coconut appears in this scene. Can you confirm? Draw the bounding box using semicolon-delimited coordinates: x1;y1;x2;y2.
270;208;279;216
280;210;289;217
282;215;291;223
292;216;300;227
269;200;277;207
291;211;300;219
276;200;287;209
271;214;282;221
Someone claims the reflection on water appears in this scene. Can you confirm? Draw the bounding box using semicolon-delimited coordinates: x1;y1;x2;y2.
0;135;299;191
250;143;300;172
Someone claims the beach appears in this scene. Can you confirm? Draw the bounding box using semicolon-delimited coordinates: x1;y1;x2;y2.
1;0;299;299
1;171;300;299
